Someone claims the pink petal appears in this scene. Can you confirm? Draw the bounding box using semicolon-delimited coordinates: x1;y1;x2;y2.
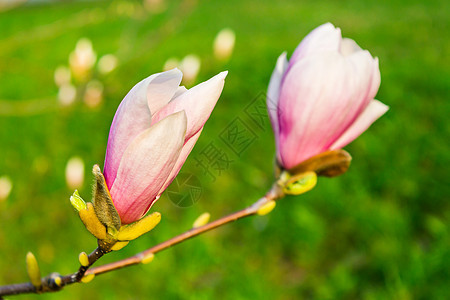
103;69;182;188
267;52;288;158
322;50;380;149
339;38;362;56
147;68;183;115
157;128;203;196
277;50;377;169
173;86;188;98
330;99;389;150
110;111;187;224
289;23;341;67
151;71;227;141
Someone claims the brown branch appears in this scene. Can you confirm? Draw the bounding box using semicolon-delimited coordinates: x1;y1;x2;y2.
0;183;284;297
90;203;257;276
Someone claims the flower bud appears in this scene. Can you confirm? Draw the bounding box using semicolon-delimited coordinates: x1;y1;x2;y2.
103;68;227;224
213;28;235;61
267;23;388;171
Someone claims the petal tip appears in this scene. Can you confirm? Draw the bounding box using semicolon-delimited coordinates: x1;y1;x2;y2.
218;70;228;80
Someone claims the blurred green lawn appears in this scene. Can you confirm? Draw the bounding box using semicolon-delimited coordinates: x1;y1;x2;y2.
0;0;448;299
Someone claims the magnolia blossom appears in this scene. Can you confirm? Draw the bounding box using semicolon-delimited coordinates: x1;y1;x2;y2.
213;28;236;61
98;54;118;74
104;68;227;224
69;38;97;81
0;176;12;202
267;23;388;170
84;80;104;108
65;156;85;189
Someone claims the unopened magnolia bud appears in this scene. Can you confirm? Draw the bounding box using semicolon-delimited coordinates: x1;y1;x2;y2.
0;176;12;202
141;253;155;264
78;252;89;267
283;172;317;195
81;273;95;283
257;201;276;216
69;38;97;81
84;80;104;108
213;28;235;61
65;156;85;189
54;65;71;87
58;83;77;106
53;275;62;287
192;212;210;228
98;54;118;74
26;252;41;289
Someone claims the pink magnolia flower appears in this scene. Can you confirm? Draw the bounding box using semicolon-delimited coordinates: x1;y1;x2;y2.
267;23;389;170
104;69;227;224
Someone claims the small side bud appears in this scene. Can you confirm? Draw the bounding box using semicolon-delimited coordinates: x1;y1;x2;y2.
70;190;87;211
78;252;89;267
283;172;317;195
26;252;41;289
53;275;62;287
257;201;276;216
117;212;161;241
110;241;129;251
141;253;155;264
192;212;210;228
81;273;95;283
47;273;63;290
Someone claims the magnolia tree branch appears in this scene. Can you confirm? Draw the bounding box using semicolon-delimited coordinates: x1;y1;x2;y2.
0;183;284;297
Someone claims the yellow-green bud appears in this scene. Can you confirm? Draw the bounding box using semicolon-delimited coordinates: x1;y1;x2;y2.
26;252;41;289
283;171;317;195
70;190;87;211
78;252;89;267
257;201;276;216
81;273;95;283
141;253;155;264
53;275;62;287
192;212;210;228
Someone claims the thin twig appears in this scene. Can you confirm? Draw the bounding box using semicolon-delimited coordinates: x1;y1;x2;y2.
0;183;283;297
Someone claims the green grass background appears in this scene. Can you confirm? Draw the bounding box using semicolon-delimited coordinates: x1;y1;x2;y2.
0;0;448;299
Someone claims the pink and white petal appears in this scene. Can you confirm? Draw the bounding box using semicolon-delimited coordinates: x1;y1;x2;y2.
339;38;362;56
366;57;381;101
330;99;389;150
151;71;227;141
322;50;380;148
173;86;188;99
278;52;355;168
104;74;156;188
157;128;203;196
267;52;288;137
110;111;187;224
104;70;183;188
289;23;341;67
147;68;183;116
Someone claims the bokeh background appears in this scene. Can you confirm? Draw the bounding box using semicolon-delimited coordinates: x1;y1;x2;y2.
0;0;448;299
